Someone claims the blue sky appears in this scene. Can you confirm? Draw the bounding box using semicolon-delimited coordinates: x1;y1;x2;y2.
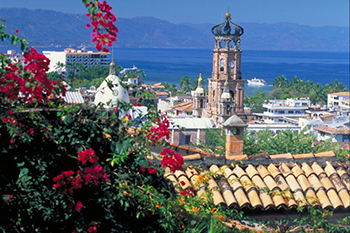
1;0;349;27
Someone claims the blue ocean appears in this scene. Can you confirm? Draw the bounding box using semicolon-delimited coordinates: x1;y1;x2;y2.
1;46;349;96
112;48;349;96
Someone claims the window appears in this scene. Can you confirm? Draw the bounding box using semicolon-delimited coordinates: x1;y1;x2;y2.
288;110;294;114
344;134;349;141
226;105;231;115
200;99;204;108
185;135;191;144
278;110;284;114
219;58;224;71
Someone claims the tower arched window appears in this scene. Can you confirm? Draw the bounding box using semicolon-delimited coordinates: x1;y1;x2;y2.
200;99;204;108
219;58;224;72
226;105;231;115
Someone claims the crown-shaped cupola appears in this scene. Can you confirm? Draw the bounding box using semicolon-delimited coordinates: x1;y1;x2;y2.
211;9;244;50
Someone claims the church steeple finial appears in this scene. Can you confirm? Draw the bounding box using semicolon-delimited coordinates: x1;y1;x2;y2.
109;58;116;75
225;7;231;19
194;68;204;95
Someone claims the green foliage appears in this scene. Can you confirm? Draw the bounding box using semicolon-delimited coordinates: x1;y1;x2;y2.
247;76;349;113
244;89;270;113
194;128;332;156
194;128;226;155
47;71;64;81
270;75;348;104
243;128;333;155
76;65;109;81
180;75;192;94
162;82;178;95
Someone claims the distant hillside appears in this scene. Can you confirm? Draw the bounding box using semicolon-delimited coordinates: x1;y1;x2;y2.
0;8;348;51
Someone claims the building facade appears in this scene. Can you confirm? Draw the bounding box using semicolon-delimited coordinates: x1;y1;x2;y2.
259;98;311;123
43;48;110;73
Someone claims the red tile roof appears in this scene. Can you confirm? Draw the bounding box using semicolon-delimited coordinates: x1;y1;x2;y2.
169;101;193;112
314;125;350;135
165;159;350;210
329;92;350;97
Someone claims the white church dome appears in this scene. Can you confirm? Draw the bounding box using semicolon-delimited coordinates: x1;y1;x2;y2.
94;61;130;107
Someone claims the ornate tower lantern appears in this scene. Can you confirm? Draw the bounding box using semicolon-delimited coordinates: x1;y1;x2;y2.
205;9;246;123
192;70;206;118
219;79;235;124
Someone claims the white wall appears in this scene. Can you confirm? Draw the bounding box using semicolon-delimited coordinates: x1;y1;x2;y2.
43;51;66;73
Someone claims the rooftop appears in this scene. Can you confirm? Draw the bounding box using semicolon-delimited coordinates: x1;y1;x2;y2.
168;101;193;112
164;151;350;211
314;125;350;135
329;92;350;97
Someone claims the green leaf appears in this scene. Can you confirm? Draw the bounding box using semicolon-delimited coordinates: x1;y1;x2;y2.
17;161;25;167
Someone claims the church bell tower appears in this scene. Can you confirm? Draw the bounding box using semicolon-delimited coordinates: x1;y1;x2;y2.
205;10;246;125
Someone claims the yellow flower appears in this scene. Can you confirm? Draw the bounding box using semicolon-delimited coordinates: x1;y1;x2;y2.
192;206;200;212
103;132;111;139
61;116;66;121
124;116;129;122
179;197;184;204
215;215;225;220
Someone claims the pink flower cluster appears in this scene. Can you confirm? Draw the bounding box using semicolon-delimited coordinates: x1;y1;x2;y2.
0;47;65;104
146;117;170;143
160;148;183;172
53;149;108;194
85;1;118;52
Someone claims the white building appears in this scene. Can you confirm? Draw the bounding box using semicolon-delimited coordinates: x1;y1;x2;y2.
43;48;110;73
327;92;350;112
247;123;301;134
94;61;129;108
314;125;350;143
257;98;311;123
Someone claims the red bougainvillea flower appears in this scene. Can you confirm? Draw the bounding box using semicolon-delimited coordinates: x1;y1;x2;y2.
147;166;157;174
160;147;183;172
76;201;83;211
0;47;66;104
15;29;19;34
77;149;99;165
84;0;118;52
146;117;170;143
88;226;98;233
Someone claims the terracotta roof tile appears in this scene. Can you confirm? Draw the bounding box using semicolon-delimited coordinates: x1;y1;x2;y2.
218;179;237;207
329;91;350;96
183;154;201;161
269;153;293;160
293;153;314;159
267;164;282;178
169;101;193;112
232;165;247;178
314;126;350;135
301;163;316;177
166;161;350;211
208;178;226;205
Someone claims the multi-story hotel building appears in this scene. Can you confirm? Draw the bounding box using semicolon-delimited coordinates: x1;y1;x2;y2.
259;98;311;123
43;48;111;73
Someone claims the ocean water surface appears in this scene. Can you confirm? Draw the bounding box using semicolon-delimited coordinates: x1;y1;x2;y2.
112;48;349;96
1;46;348;96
